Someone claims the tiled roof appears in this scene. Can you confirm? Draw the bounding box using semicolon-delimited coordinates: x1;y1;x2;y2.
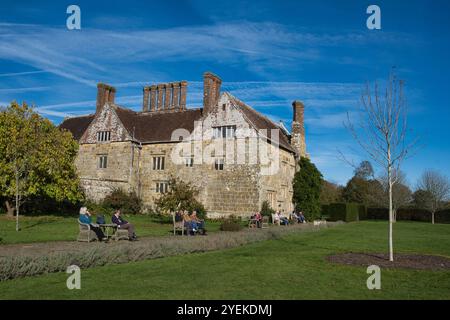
227;94;294;153
59;114;94;140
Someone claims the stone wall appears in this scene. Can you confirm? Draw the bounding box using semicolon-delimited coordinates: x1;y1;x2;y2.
75;93;297;217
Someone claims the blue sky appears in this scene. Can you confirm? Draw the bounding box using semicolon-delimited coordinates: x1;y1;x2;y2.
1;0;449;186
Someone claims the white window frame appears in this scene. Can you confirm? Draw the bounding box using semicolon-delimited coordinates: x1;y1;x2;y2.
98;155;108;169
214;158;224;170
185;157;194;167
97;131;111;142
155;181;169;194
152;156;165;170
213;125;236;139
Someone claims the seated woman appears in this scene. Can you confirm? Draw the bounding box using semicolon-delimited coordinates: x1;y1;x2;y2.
254;211;262;228
79;207;107;241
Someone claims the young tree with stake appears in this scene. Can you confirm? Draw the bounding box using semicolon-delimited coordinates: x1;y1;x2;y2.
345;71;417;262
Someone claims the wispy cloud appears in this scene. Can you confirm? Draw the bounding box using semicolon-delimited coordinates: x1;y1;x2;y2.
0;86;51;93
0;70;49;77
0;21;418;88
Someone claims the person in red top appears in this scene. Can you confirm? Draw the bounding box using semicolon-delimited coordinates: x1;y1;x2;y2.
254;211;262;228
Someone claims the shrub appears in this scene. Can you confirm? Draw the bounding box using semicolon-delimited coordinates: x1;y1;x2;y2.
0;222;344;281
155;177;207;219
328;203;360;222
261;200;275;217
358;205;368;220
321;204;330;219
366;207;450;223
220;221;243;232
293;157;323;221
102;188;142;215
220;215;244;231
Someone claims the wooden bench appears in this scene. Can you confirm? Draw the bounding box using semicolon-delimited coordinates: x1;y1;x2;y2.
77;219;98;242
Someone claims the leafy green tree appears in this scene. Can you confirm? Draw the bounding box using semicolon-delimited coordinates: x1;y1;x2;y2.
354;161;375;180
342;176;384;206
320;180;343;205
155;176;206;219
260;200;275;217
292;157;323;221
0;102;82;230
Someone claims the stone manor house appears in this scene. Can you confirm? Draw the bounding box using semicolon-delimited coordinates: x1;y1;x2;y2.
60;72;307;217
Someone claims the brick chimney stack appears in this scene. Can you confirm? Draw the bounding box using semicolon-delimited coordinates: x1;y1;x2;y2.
142;81;188;112
96;83;116;114
291;100;306;158
203;72;222;114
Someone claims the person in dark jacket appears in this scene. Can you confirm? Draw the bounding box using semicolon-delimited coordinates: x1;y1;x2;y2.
112;209;137;241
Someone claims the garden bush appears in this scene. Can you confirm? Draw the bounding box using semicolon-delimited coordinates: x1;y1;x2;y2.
102;188;142;215
328;203;360;222
220;221;243;232
366;207;450;223
0;222;343;281
261;200;275;217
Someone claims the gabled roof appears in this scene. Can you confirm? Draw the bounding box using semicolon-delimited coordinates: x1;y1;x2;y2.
226;93;295;153
59;114;95;140
113;105;203;143
59;95;295;154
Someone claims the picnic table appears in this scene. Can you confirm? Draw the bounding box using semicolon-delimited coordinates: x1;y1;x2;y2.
98;223;117;238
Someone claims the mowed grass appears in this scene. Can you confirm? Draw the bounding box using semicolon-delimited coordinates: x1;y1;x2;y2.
1;221;449;299
0;215;223;244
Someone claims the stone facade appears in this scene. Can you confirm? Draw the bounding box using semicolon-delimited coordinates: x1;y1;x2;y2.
60;72;307;218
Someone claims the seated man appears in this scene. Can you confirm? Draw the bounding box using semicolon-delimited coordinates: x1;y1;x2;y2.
298;211;306;223
112;209;137;241
79;207;107;241
190;210;206;235
275;211;289;226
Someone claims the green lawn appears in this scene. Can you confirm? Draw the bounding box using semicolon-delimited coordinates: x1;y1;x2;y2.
1;221;449;299
0;215;223;244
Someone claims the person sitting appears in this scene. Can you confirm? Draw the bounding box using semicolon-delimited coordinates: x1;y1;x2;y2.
112;209;137;241
190;210;206;235
276;211;289;226
254;211;262;228
298;211;306;223
79;207;107;241
175;210;183;222
182;210;193;235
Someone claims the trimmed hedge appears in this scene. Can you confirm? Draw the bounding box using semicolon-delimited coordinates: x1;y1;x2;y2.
328;203;360;222
367;208;450;223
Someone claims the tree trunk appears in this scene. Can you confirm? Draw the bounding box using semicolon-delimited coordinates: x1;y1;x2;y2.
388;162;394;262
15;172;20;232
432;211;435;225
4;200;15;217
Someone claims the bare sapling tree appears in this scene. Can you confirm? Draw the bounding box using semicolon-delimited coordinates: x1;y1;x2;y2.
378;170;412;222
416;170;450;224
345;70;418;262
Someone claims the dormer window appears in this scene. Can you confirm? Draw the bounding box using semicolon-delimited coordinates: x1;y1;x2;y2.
213;126;236;139
97;131;111;142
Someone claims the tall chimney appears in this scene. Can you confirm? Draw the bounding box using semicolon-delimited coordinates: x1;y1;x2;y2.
171;82;180;110
143;87;150;112
96;83;116;114
157;84;164;111
180;81;187;110
150;85;157;111
164;84;171;110
291;100;306;158
203;72;222;114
